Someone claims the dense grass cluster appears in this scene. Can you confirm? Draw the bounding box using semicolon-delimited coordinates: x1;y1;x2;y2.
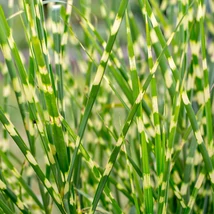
0;0;214;213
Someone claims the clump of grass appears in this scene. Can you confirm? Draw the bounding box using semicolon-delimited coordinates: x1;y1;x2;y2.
0;0;213;213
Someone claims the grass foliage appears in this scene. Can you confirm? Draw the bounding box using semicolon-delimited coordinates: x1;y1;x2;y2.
0;0;214;213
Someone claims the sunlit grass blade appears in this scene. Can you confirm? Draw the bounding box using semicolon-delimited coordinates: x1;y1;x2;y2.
0;178;29;213
0;150;44;210
67;0;129;181
0;0;213;213
182;91;214;189
184;169;206;214
0;198;14;214
0;107;66;213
